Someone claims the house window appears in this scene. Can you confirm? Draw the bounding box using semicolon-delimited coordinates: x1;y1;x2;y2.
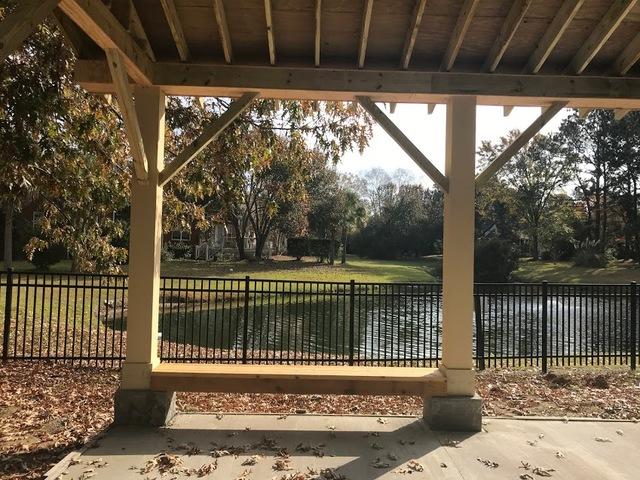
171;230;191;242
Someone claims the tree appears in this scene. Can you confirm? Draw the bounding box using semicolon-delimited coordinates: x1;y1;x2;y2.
478;132;574;260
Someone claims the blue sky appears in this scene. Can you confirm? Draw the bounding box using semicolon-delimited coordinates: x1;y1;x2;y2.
338;104;571;187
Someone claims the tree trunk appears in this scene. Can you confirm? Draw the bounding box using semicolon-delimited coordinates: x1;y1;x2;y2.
3;200;13;270
231;221;246;259
532;231;540;261
341;228;347;264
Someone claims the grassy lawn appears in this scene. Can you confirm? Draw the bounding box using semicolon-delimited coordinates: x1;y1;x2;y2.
513;259;640;284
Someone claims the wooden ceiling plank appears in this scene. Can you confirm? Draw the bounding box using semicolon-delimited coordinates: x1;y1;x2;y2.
59;0;153;85
105;48;149;181
358;0;374;69
526;0;584;74
160;0;190;62
476;101;568;188
264;0;276;65
566;0;638;75
315;0;322;67
484;0;533;73
0;0;61;61
159;92;259;186
401;0;427;70
357;96;448;192
213;0;233;64
440;0;481;72
611;30;640;75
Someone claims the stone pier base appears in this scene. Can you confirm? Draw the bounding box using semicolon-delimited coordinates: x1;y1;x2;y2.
114;389;176;426
424;394;483;432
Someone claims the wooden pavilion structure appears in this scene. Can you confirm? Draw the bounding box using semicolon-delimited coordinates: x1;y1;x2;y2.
3;0;640;431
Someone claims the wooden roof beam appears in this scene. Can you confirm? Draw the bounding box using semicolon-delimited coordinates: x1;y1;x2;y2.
315;0;322;67
503;105;514;116
159;92;259;187
401;0;427;70
476;102;568;188
264;0;276;65
213;0;233;64
105;48;148;181
614;108;631;120
109;0;156;62
611;30;640;75
357;96;448;192
484;0;532;72
358;0;374;69
0;0;61;61
441;0;481;72
59;0;153;85
566;0;638;75
578;107;593;118
526;0;584;74
160;0;190;62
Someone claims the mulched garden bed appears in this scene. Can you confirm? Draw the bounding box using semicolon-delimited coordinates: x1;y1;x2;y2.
1;361;638;479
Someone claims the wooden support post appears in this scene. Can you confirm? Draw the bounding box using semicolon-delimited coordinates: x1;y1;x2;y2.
356;96;448;192
441;96;476;396
121;86;165;390
0;0;61;61
475;101;567;188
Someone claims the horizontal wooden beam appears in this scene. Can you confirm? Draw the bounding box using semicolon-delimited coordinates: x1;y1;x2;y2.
525;0;584;74
0;0;61;61
476;101;568;188
75;61;640;107
106;48;148;180
566;0;638;75
59;0;153;85
158;92;258;186
357;96;448;192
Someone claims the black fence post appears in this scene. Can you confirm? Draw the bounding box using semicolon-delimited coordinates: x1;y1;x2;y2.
474;293;485;371
242;275;250;364
348;280;355;366
541;281;548;374
631;281;637;371
2;268;13;362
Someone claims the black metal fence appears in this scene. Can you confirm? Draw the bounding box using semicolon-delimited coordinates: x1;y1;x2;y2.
1;270;638;370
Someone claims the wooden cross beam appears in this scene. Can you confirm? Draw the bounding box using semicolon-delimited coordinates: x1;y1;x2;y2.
0;0;61;61
356;96;448;192
441;0;480;72
106;48;149;181
475;101;568;188
158;92;259;187
59;0;153;85
160;0;190;62
566;0;638;75
401;0;427;70
213;0;233;64
483;0;532;72
525;0;584;74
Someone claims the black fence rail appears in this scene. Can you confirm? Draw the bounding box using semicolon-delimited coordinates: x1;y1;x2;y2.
0;270;638;370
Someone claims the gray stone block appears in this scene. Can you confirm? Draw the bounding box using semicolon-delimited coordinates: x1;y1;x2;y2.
424;394;483;432
114;389;176;426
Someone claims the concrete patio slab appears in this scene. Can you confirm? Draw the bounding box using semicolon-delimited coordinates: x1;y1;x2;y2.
51;414;640;479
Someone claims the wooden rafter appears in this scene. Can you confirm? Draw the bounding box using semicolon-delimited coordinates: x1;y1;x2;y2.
611;30;640;75
0;0;61;61
440;0;480;72
503;105;514;116
358;0;374;69
213;0;233;64
160;0;190;62
264;0;276;65
526;0;584;73
401;0;427;70
60;0;153;85
52;8;87;56
427;103;436;114
315;0;322;67
483;0;532;72
105;48;148;181
566;0;638;75
159;92;259;187
614;108;631;120
357;96;448;192
578;107;593;118
389;102;397;114
129;2;156;62
476;102;568;188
